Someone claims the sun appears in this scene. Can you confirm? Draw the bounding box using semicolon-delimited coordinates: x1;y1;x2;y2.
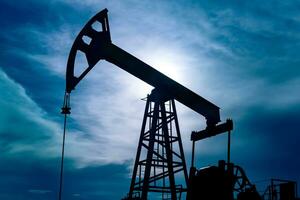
146;47;184;83
114;42;190;99
130;49;184;94
129;45;187;96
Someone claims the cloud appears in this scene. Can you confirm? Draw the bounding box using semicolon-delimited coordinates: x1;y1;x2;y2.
0;68;61;157
0;68;61;199
4;0;218;167
0;65;133;167
0;156;130;200
1;0;300;198
2;0;299;168
0;68;131;199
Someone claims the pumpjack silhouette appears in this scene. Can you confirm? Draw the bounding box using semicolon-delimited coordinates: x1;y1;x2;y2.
61;9;298;200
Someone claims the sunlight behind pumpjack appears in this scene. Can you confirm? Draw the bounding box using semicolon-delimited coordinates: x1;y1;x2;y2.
131;45;188;96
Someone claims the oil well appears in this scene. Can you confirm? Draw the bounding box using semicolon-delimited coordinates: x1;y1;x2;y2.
59;9;299;200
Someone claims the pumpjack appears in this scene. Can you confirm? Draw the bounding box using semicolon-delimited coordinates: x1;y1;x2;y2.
61;9;262;200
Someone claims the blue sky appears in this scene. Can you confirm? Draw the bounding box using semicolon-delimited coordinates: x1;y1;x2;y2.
0;0;300;199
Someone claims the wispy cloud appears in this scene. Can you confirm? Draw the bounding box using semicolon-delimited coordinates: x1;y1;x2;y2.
0;69;60;157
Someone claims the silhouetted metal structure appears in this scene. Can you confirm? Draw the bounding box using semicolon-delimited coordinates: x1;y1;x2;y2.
262;179;298;200
62;8;238;200
61;8;300;200
190;119;233;167
187;118;261;200
65;9;221;127
127;90;188;199
187;160;262;200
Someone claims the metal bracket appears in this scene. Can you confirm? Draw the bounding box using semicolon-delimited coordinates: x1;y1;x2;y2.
191;119;233;142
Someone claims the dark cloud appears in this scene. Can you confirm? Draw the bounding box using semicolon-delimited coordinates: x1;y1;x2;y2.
0;155;130;200
196;0;300;82
233;106;300;179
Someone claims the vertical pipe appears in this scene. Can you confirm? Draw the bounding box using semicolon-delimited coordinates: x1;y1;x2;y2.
191;141;195;168
227;130;231;164
59;113;67;200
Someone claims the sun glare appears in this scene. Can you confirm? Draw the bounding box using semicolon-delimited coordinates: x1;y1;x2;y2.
131;46;187;96
147;48;184;82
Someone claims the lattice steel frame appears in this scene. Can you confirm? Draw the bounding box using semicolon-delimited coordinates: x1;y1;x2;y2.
128;90;188;200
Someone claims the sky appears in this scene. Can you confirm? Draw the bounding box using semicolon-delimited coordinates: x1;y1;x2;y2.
0;0;300;199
